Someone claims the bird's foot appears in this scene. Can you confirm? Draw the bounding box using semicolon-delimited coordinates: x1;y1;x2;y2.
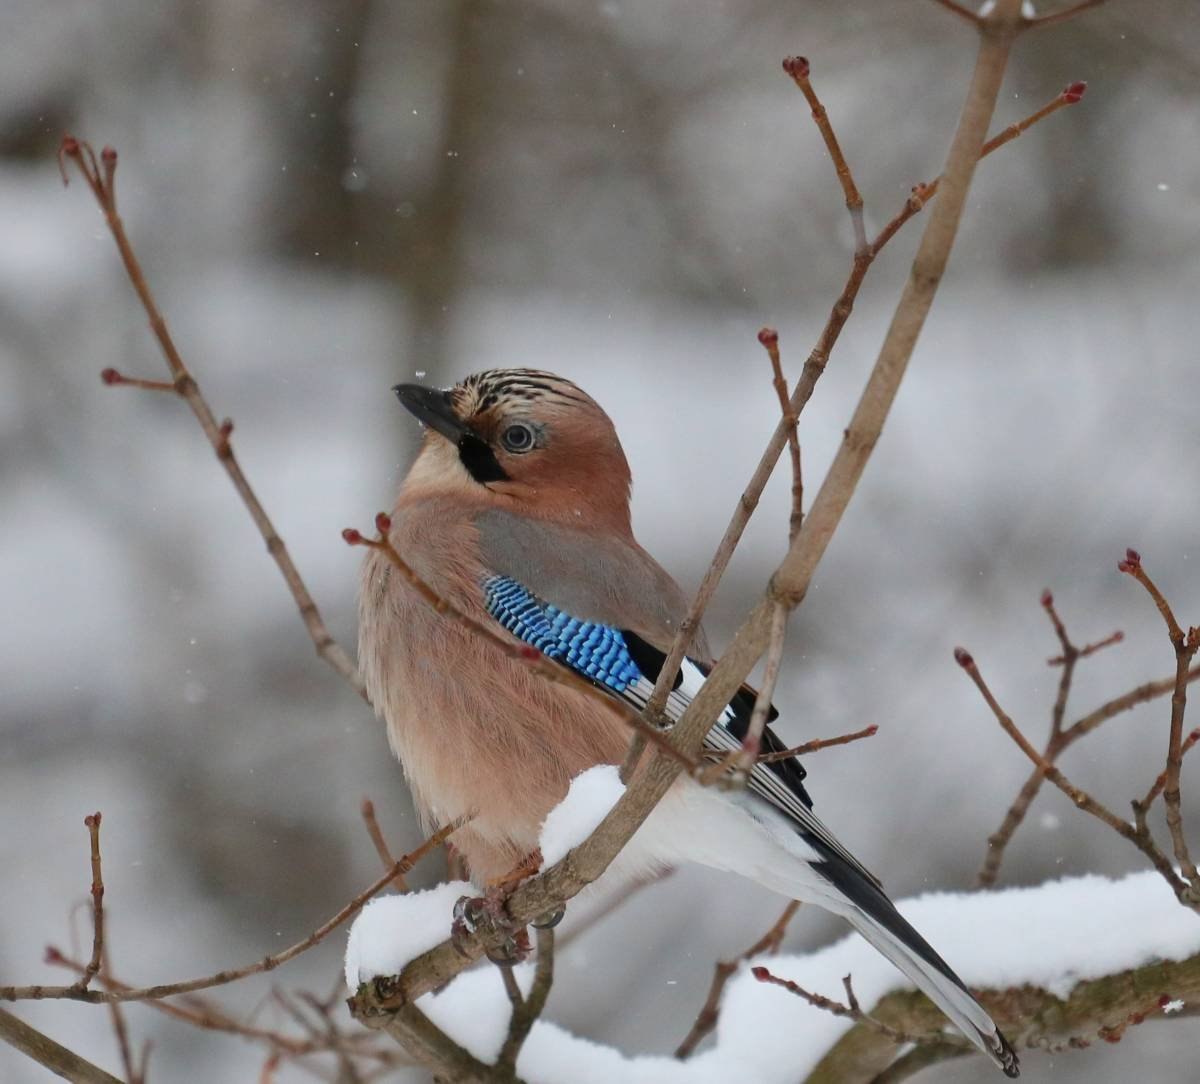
451;892;531;965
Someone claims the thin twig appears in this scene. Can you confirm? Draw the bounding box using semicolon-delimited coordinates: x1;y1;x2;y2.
929;0;983;25
782;57;867;253
102;945;140;1084
344;515;699;774
2;821;463;1006
954;646;1194;906
360;800;407;892
496;927;555;1077
761;328;804;541
758;724;878;764
58;136;366;701
675;900;800;1058
977;592;1126;886
752;967;966;1051
1027;0;1110;29
1119;549;1200;889
73;812;105;993
696;602;789;786
1136;729;1200;814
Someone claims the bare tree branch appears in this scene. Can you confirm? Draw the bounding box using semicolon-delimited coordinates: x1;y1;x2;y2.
57;137;367;701
0;1007;123;1084
2;821;463;1006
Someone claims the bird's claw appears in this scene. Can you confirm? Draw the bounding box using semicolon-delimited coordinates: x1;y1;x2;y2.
450;893;531;963
531;903;565;929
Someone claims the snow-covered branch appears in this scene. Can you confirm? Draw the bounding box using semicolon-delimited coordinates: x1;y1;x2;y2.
345;871;1200;1083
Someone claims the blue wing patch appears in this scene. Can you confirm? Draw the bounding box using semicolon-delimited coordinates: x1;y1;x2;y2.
483;576;643;693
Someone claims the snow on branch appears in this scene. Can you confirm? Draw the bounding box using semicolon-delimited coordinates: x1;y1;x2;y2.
344;870;1200;1083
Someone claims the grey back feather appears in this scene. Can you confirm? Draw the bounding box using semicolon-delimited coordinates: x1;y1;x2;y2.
475;508;710;660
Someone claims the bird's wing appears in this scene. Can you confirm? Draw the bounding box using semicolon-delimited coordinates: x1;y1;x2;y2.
474;509;883;891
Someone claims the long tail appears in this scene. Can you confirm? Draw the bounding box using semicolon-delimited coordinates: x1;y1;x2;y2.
812;851;1019;1077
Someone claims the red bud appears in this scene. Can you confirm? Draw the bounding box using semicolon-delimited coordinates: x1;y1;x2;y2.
1062;81;1087;104
1040;589;1053;608
758;327;779;347
342;528;362;545
782;56;810;79
61;135;79;156
101;146;117;165
1118;547;1141;573
100;368;121;385
751;966;771;981
375;512;392;533
953;647;974;668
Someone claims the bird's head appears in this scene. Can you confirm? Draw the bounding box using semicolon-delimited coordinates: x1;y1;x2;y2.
393;369;633;531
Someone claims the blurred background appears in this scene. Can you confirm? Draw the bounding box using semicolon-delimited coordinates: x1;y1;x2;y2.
2;0;1198;1080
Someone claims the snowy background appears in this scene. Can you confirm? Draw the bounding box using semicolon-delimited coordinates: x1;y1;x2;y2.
2;0;1198;1081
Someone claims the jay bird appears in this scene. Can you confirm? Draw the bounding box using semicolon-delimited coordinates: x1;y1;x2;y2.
358;368;1018;1076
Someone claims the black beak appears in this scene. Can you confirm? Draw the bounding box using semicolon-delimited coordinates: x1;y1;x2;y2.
393;384;471;444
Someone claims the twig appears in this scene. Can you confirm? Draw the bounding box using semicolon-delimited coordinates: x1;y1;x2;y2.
1136;729;1200;814
0;1006;123;1084
1027;0;1110;29
758;724;878;764
643;75;1085;733
752;967;964;1051
664;0;1033;800
2;821;463;1006
929;0;983;25
760;328;803;541
782;56;867;254
102;945;140;1084
73;812;105;993
871;81;1086;253
496;927;555;1078
695;602;789;786
675;900;800;1058
58;136;366;701
344;515;699;774
360;799;407;892
1119;548;1200;889
954;646;1194;907
976;591;1123;886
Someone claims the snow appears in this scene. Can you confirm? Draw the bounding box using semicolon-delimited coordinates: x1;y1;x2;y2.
345;869;1200;1081
538;765;625;867
344;881;473;991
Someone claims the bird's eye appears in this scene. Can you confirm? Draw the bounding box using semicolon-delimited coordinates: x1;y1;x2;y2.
500;423;536;453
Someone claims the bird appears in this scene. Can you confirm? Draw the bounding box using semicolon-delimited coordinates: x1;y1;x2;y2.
357;368;1019;1077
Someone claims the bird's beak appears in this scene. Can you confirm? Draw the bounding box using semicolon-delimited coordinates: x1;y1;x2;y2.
392;384;473;444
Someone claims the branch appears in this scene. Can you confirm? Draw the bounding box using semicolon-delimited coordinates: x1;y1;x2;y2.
354;1002;496;1084
58;137;366;701
642;60;1084;735
0;1007;123;1084
977;591;1123;887
675;900;800;1058
760;328;803;542
74;812;105;993
661;0;1031;799
954;646;1195;907
805;950;1200;1084
782;56;866;253
360;799;408;892
1120;548;1200;888
758;723;878;764
496;927;555;1077
2;821;461;1006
